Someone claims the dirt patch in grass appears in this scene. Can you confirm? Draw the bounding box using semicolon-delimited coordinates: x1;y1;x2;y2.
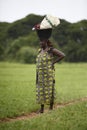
0;97;87;123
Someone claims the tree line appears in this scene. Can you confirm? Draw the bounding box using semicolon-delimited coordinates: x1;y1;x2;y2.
0;14;87;63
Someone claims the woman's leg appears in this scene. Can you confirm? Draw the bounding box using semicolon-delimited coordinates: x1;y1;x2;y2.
49;101;54;110
49;94;54;110
40;104;44;113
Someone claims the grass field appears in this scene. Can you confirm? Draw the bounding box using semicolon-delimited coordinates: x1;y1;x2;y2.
0;62;87;130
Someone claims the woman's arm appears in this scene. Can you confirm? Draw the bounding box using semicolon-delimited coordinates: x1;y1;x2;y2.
52;48;65;65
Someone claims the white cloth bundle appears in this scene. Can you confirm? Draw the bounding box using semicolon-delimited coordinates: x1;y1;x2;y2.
40;14;60;29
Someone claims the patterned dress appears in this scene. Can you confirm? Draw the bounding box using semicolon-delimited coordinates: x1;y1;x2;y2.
36;48;55;104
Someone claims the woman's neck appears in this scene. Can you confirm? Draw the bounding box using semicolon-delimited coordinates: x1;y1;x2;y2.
42;46;47;50
41;47;49;53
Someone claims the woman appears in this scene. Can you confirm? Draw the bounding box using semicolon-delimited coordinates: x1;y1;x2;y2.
36;39;65;113
33;14;65;113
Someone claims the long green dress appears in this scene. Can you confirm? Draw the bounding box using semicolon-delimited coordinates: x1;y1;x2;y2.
36;48;55;104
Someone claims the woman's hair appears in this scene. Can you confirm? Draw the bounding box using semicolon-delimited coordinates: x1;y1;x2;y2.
47;40;53;47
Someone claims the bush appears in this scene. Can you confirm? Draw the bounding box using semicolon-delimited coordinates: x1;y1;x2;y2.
16;46;37;63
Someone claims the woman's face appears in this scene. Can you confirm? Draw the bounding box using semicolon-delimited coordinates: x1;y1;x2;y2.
40;40;47;48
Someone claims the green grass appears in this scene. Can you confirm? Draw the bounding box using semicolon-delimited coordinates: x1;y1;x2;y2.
0;62;87;130
0;62;87;118
0;62;38;118
55;63;87;102
0;101;87;130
